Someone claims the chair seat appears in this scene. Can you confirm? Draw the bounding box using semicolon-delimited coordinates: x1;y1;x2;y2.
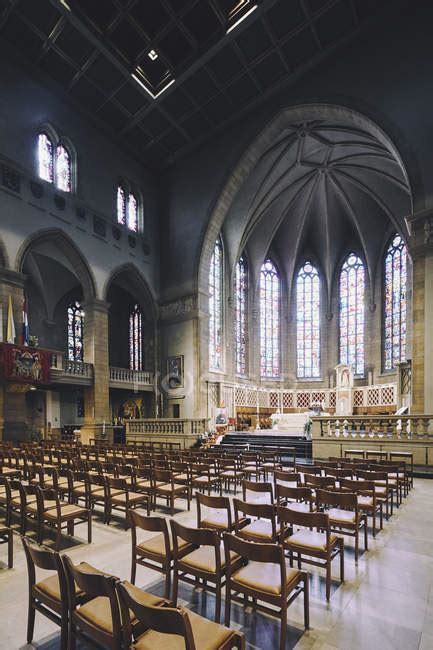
240;518;274;541
220;470;237;478
173;473;189;482
1;467;20;476
286;530;338;552
179;543;239;574
77;585;164;634
136;479;152;489
357;496;374;508
201;510;229;531
328;508;357;525
286;501;315;513
11;494;37;507
44;504;87;520
111;491;147;504
133;608;234;650
27;500;58;513
232;561;301;596
192;476;216;485
137;534;191;559
155;483;187;494
45;478;69;488
34;561;104;602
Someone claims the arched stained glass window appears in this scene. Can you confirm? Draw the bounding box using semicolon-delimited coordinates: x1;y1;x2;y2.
129;304;143;371
38;133;54;183
235;255;248;375
339;253;365;375
55;144;71;192
117;185;126;225
209;238;223;371
384;234;407;369
260;259;280;377
296;261;320;378
67;301;84;362
127;193;138;232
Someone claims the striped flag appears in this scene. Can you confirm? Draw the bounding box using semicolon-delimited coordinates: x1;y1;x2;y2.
6;295;16;344
22;297;29;346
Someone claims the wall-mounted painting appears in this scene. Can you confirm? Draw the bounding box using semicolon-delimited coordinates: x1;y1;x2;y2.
167;355;184;389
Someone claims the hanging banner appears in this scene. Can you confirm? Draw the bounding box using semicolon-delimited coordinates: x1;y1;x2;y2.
0;343;50;384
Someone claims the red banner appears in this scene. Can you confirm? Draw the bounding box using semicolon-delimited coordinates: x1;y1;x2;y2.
0;343;50;384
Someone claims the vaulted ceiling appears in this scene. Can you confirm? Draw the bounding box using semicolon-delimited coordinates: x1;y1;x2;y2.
0;0;394;169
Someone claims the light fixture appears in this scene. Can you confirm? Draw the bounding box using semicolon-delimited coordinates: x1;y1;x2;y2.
148;49;158;61
29;385;37;391
226;3;258;34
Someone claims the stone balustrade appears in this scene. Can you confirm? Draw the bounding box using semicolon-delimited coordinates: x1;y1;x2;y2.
312;415;433;440
126;418;208;436
109;366;153;385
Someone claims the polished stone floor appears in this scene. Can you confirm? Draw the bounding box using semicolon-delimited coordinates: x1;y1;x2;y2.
1;479;433;650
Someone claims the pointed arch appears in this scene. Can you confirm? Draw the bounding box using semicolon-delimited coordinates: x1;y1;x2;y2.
339;252;365;375
384;233;407;369
260;258;280;378
296;261;320;378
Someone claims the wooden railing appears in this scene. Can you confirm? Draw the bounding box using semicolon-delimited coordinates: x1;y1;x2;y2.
312;415;433;440
126;418;208;436
109;367;153;385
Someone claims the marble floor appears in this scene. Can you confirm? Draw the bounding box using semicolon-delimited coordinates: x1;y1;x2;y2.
1;479;433;650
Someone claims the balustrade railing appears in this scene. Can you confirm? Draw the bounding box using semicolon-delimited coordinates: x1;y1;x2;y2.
126;418;208;436
64;359;93;378
312;415;433;440
109;367;153;385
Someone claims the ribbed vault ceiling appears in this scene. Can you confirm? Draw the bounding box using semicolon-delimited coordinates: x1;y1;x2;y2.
222;108;412;309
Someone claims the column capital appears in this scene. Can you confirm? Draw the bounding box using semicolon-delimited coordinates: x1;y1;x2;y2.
406;208;433;258
83;298;110;315
0;268;26;289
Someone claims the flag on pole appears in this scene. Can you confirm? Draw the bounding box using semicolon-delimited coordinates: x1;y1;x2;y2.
22;297;29;346
6;295;16;344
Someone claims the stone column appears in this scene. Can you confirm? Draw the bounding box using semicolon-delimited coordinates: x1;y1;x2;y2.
0;269;26;440
81;299;111;443
407;210;433;413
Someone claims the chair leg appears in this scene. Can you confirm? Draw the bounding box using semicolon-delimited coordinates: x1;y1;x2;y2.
68;618;76;650
164;564;171;601
303;572;310;629
60;608;68;650
326;559;331;601
354;529;359;563
55;522;62;551
279;603;287;650
27;600;36;643
172;563;179;606
224;584;231;627
215;578;221;623
131;556;137;584
87;513;92;543
340;540;345;582
8;528;13;568
364;519;368;551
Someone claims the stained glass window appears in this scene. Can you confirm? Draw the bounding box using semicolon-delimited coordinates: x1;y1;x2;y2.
127;193;138;232
260;259;280;377
67;301;84;362
117;185;126;225
235;255;248;375
384;234;407;369
55;144;71;192
339;253;365;375
129;304;143;371
296;261;320;378
38;133;54;183
209;238;223;371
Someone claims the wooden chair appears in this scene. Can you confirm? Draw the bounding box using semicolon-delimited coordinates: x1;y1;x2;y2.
258;451;282;480
35;486;92;550
196;492;235;534
275;484;316;513
105;477;150;529
117;580;245;649
223;533;309;650
278;506;344;600
219;458;243;494
303;474;335;490
130;510;192;600
316;488;368;562
355;469;394;518
191;462;222;496
170;519;243;622
274;469;300;489
242;479;273;504
0;525;12;568
153;468;191;514
340;477;383;537
233;498;278;543
22;537;70;649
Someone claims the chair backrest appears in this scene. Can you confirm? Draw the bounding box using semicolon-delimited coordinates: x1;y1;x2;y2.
233;497;276;524
277;505;330;534
274;469;300;486
154;468;172;484
129;511;169;552
275;483;313;505
223;532;284;573
22;536;67;598
304;474;335;489
316;488;357;510
117;582;196;650
242;479;273;502
340;477;376;494
196;492;232;529
170;518;218;553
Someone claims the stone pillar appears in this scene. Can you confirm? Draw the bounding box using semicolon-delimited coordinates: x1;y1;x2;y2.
81;299;111;443
0;269;26;440
407;210;433;413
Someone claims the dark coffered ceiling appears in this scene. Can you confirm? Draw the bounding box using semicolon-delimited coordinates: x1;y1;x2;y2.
0;0;394;169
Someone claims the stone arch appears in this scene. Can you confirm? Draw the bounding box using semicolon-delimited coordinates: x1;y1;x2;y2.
15;228;97;302
103;263;157;319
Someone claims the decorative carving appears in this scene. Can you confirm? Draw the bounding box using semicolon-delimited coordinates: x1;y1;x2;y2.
30;180;44;198
1;164;20;193
54;194;66;210
160;295;197;320
93;215;106;237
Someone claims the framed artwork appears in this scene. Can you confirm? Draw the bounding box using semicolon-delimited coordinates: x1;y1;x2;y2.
167;355;184;389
